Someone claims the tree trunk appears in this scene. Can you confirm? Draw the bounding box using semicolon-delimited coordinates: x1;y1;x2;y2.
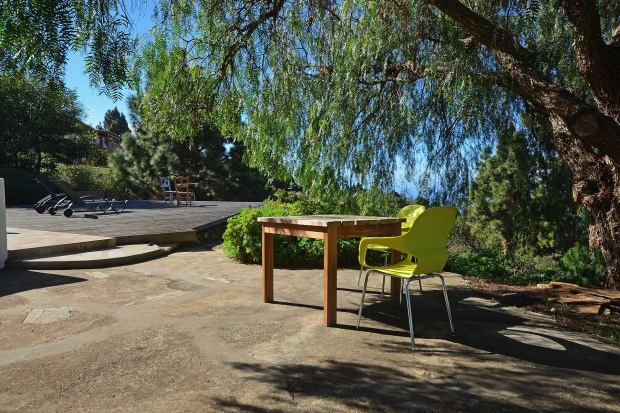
551;118;620;290
427;0;620;289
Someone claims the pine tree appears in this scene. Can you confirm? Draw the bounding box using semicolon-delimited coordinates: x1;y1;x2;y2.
103;107;130;136
467;126;583;256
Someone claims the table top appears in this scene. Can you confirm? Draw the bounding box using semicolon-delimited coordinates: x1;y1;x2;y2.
258;214;405;227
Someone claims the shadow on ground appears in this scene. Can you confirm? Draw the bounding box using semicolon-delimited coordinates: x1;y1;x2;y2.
352;286;619;374
0;270;85;297
215;358;532;412
217;284;619;412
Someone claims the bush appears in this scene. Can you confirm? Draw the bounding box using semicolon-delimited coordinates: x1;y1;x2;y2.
446;250;566;284
223;199;360;267
446;246;610;286
446;252;511;280
54;164;120;191
561;244;606;287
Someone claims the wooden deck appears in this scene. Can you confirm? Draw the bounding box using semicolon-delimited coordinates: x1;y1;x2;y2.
7;200;261;244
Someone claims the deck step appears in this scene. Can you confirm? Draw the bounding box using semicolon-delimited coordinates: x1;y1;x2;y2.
7;228;115;260
6;244;173;270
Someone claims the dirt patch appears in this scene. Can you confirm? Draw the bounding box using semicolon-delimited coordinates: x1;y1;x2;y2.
466;278;620;347
0;310;114;350
0;327;235;412
0;294;28;310
158;290;268;318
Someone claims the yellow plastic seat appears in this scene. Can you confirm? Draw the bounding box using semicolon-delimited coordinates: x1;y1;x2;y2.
357;205;426;294
356;206;458;349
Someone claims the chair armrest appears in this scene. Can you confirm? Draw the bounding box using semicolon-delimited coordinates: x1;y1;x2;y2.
359;236;403;268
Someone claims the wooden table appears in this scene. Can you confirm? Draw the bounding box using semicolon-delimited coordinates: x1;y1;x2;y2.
258;215;404;326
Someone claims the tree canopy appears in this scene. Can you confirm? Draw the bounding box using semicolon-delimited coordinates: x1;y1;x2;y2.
0;0;134;98
103;107;130;136
0;73;94;174
3;1;620;288
133;1;620;288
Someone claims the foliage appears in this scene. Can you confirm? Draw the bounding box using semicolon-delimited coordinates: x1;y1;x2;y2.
465;124;585;256
0;0;133;97
102;107;130;136
0;72;95;174
561;245;607;287
54;164;120;192
446;251;564;284
269;189;306;204
134;2;614;201
446;245;606;287
223;200;360;267
108;95;271;201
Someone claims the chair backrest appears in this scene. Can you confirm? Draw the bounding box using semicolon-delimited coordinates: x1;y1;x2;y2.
399;206;458;275
161;176;172;191
50;180;82;202
397;205;426;233
174;176;190;193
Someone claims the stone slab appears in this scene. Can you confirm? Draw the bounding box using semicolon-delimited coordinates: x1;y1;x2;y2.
23;307;76;324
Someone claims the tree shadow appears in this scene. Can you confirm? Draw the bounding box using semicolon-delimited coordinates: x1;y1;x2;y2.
349;285;620;375
0;269;85;297
212;359;546;412
212;285;619;412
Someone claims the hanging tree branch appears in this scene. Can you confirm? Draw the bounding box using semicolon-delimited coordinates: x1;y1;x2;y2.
220;0;286;76
424;0;620;162
562;0;620;121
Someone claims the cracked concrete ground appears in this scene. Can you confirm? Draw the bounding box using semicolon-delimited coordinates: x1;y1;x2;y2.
0;244;618;412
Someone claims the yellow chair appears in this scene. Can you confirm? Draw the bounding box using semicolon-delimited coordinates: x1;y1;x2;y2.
356;206;458;349
357;205;426;295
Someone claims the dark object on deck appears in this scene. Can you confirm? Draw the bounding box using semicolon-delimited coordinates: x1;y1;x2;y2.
34;180;127;217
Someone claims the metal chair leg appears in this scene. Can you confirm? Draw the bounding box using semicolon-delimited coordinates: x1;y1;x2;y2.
356;270;373;329
357;265;363;287
405;279;415;350
358;271;454;349
437;274;455;334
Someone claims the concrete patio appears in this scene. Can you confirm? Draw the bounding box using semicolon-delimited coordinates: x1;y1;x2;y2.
0;244;618;412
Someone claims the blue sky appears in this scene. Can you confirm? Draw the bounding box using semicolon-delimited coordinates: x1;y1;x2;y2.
64;52;133;127
64;1;156;127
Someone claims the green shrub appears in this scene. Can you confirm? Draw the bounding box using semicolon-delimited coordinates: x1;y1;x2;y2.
446;252;511;280
446;251;566;284
223;199;360;267
561;244;606;287
54;164;120;191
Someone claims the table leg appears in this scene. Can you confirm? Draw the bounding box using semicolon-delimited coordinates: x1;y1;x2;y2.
262;227;274;303
324;226;338;326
